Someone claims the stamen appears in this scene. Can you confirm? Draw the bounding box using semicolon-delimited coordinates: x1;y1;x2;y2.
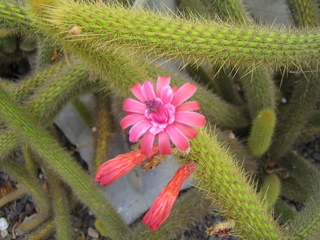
145;99;161;112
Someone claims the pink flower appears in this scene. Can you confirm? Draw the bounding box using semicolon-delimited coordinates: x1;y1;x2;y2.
95;146;159;186
142;161;197;231
120;77;206;156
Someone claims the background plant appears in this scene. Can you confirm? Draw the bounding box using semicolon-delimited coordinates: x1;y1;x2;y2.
0;0;319;239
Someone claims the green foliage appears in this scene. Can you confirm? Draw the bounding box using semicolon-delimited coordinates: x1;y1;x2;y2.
0;0;320;239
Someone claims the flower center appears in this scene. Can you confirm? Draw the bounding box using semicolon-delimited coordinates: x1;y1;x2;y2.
144;98;175;135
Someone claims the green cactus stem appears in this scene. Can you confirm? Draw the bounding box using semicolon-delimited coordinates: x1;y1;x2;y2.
0;83;130;240
280;152;320;239
13;60;65;102
46;169;73;240
182;127;285;239
259;173;281;209
248;109;276;156
288;0;320;27
269;73;320;160
241;67;276;118
71;97;94;128
210;0;250;23
0;2;36;32
0;184;27;207
24;61;96;123
27;220;55;240
27;0;319;71
2;158;50;235
0;62;95;159
274;199;297;222
21;143;38;177
92;93;112;175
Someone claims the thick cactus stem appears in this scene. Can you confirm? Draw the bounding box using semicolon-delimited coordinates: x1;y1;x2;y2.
248;109;276;156
184;127;284;239
27;0;320;70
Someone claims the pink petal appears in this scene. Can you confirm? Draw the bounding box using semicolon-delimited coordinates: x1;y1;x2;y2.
176;101;201;111
172;87;179;94
160;86;173;104
120;114;146;130
141;81;156;101
173;122;198;139
140;131;156;156
171;83;197;106
175;112;206;127
165;125;190;151
156;76;171;95
123;98;146;113
129;120;152;142
131;82;145;102
158;131;172;155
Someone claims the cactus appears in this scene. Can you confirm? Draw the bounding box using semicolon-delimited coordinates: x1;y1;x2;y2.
0;0;320;239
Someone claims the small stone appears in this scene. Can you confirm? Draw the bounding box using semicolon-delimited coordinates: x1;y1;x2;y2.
0;229;8;238
87;227;99;238
0;218;9;231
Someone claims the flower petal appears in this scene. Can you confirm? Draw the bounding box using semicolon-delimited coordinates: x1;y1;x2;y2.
120;114;146;130
165;125;190;151
173;122;198;139
95;150;146;186
160;86;173;104
171;83;197;106
129;120;152;142
176;101;201;112
156;76;171;95
141;81;156;101
131;82;145;102
140;131;156;156
123;98;146;113
158;131;172;155
175;112;206;127
142;161;197;231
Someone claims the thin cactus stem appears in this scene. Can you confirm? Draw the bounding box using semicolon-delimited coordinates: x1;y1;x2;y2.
25;61;96;123
46;169;73;240
274;199;297;222
269;73;320;160
0;184;27;207
92;93;112;175
288;0;320;27
27;220;55;240
241;67;276;118
27;1;320;70
181;127;285;239
280;151;320;239
71;97;94;128
0;129;18;158
2;158;50;235
0;62;96;158
0;83;130;240
259;173;281;209
21;143;38;177
13;60;65;102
